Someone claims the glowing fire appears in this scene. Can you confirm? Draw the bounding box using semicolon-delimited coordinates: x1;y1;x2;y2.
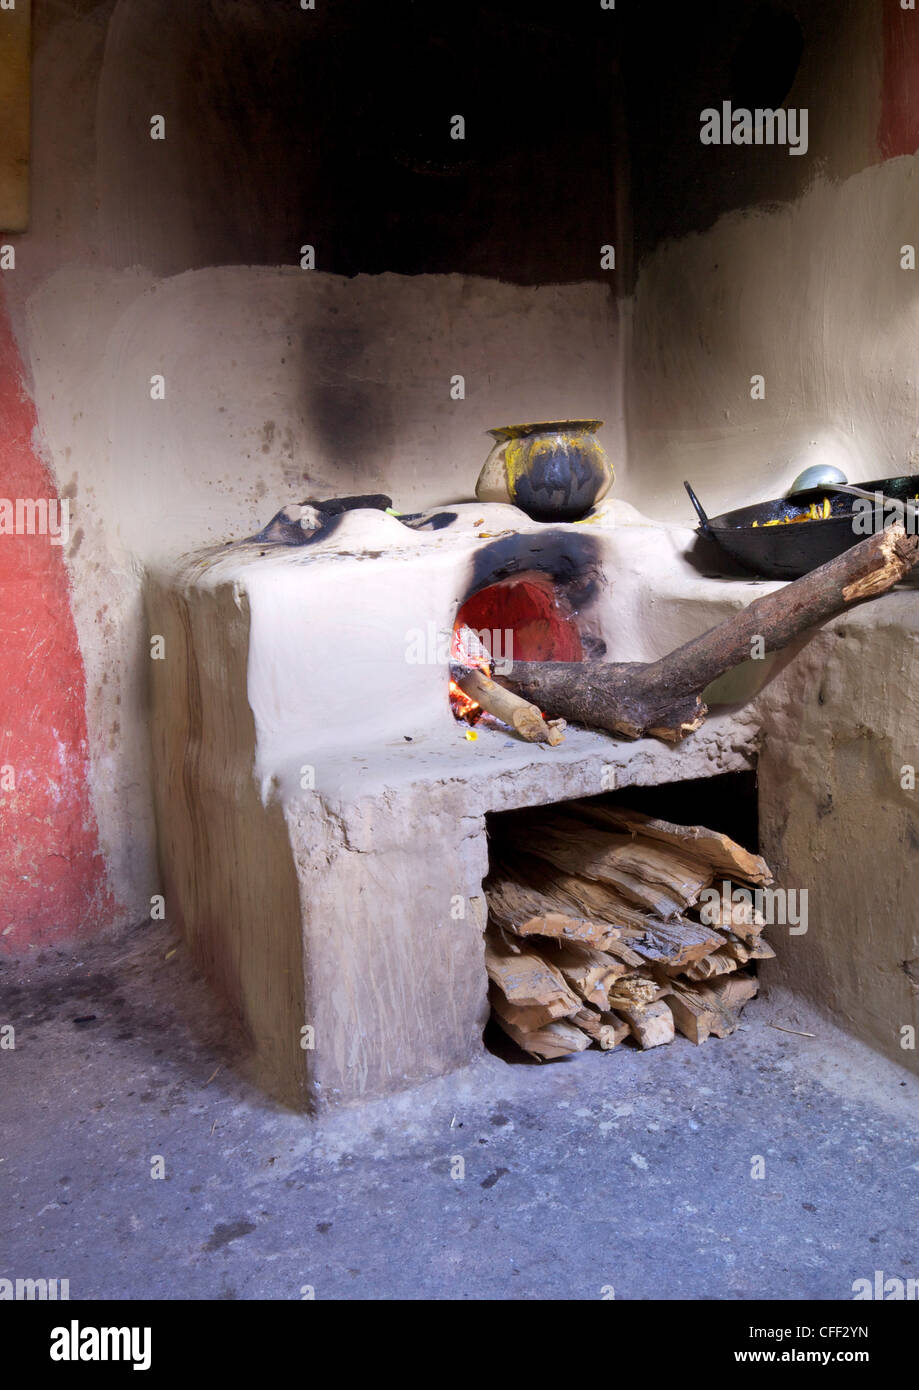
449;678;481;720
449;624;493;723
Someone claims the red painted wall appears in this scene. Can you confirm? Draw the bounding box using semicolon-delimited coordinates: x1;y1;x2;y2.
0;288;112;949
879;3;919;158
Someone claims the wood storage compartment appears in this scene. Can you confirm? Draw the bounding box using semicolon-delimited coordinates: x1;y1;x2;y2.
483;774;774;1060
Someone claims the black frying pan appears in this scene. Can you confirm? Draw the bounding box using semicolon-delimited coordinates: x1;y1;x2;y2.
684;475;919;580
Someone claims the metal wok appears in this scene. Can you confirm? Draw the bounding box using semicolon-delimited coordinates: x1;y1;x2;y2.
684;475;919;579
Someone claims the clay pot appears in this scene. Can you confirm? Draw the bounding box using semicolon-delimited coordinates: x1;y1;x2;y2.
475;419;612;522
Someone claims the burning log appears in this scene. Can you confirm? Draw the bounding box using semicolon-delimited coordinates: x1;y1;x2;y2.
452;667;556;742
451;624;566;743
493;523;919;742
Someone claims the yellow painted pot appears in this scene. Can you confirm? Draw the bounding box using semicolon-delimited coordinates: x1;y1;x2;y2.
475;419;612;522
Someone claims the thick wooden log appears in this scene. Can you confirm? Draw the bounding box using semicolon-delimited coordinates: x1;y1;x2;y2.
495;523;919;741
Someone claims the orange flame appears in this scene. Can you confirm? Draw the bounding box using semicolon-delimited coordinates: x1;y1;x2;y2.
449;678;480;720
449;624;492;722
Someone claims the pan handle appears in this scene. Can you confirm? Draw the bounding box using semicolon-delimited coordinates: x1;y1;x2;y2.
683;480;713;533
821;481;919;535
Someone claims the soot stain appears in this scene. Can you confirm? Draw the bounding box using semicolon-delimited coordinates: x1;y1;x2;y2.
465;529;603;610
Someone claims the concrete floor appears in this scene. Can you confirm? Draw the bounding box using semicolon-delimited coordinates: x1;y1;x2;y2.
1;919;917;1301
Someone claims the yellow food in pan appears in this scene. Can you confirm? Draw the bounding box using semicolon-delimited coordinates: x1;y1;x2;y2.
752;498;831;527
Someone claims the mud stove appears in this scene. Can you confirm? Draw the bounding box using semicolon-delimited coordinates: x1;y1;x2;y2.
146;499;919;1108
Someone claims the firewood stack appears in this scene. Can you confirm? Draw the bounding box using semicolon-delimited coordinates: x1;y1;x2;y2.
485;801;776;1059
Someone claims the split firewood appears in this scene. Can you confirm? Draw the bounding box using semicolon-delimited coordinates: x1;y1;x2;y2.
485;806;776;1061
678;948;742;981
659;942;769;980
488;982;578;1032
599;936;663;970
606;974;666;1008
494;1016;591;1059
485;872;621;951
571;1006;630;1049
723;921;766;948
532;943;633;1007
695;890;766;947
571;803;773;886
493;849;726;968
613;998;676;1049
502;817;712;917
495;523;919;741
495;849;672;937
706;972;760;1014
696;879;767;935
665;987;717;1045
484;936;580;1014
723;936;776;964
666;972;758;1044
617;918;727;969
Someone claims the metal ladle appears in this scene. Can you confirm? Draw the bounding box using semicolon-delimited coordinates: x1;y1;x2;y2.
787;464;848;494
